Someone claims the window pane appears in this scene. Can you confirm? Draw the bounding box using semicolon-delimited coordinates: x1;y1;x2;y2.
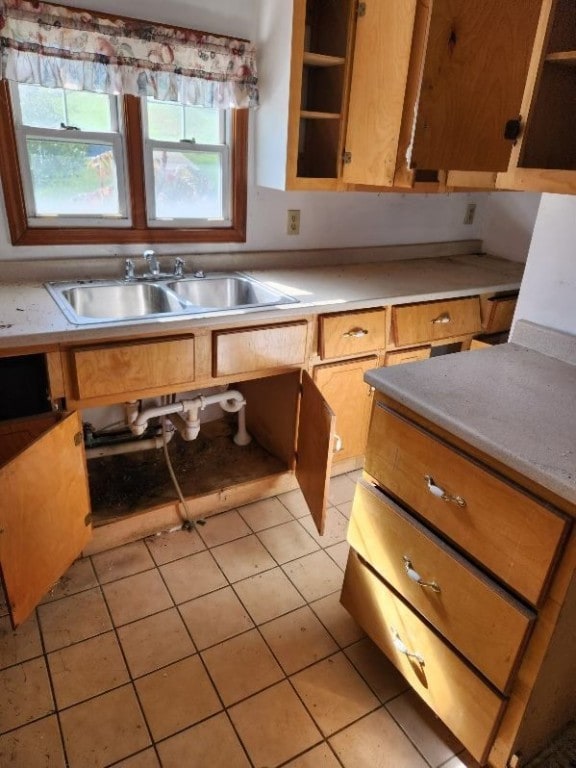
184;107;221;144
26;139;121;216
147;101;183;142
152;149;222;220
65;92;113;132
18;85;65;129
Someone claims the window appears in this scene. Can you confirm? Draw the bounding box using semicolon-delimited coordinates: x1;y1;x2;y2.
0;82;248;246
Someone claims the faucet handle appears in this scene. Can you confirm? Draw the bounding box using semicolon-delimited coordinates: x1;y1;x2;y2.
124;258;135;280
174;257;185;278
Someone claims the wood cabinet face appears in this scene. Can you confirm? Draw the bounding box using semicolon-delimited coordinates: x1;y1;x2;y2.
319;309;385;359
213;322;308;377
391;297;481;346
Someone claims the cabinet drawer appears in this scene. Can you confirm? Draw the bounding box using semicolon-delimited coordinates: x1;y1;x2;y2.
365;405;568;605
71;336;195;400
348;481;534;692
341;550;506;764
392;297;481;346
385;346;431;366
319;309;385;359
213;321;308;377
481;294;517;333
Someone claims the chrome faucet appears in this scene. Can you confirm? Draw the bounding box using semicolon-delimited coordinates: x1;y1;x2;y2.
143;249;160;277
124;258;135;280
173;257;185;278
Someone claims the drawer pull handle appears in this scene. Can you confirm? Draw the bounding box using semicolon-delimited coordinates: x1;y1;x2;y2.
333;433;343;453
432;313;451;325
343;327;369;338
403;556;441;593
391;628;425;665
425;475;466;507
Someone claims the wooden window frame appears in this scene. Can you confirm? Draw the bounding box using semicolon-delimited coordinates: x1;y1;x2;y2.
0;81;248;246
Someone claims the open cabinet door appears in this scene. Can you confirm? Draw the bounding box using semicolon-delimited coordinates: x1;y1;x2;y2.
410;0;542;172
0;412;91;627
295;372;336;536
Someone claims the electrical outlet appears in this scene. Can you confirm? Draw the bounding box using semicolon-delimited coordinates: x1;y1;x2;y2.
287;209;300;235
464;203;477;225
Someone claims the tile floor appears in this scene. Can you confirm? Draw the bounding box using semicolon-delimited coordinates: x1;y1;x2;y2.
0;471;480;768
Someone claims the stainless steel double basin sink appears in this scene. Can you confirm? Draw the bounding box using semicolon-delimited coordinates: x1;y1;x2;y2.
46;273;298;325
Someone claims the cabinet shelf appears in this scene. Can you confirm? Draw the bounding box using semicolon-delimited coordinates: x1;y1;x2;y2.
303;51;345;68
300;110;341;120
545;50;576;66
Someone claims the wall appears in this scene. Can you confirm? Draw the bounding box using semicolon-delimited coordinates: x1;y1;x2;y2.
514;194;576;336
0;0;537;264
479;192;541;263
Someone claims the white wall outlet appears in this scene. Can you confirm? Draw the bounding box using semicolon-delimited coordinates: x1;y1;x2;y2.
464;203;477;225
287;209;301;235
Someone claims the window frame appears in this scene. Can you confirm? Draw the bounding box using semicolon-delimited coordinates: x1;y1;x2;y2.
0;81;248;246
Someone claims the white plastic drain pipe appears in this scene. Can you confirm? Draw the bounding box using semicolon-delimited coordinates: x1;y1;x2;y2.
125;389;251;446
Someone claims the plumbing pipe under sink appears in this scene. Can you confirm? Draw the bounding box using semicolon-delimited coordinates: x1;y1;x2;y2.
125;389;251;446
85;427;175;459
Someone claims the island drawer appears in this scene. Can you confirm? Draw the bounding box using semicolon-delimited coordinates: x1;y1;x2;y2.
391;297;481;346
341;550;506;764
213;321;308;377
364;404;569;606
348;481;535;692
319;309;386;360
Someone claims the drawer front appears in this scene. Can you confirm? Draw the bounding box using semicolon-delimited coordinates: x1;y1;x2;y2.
392;297;481;346
213;321;308;377
481;294;517;333
385;346;431;366
341;550;506;764
365;405;568;605
319;309;386;359
71;336;195;400
348;481;534;692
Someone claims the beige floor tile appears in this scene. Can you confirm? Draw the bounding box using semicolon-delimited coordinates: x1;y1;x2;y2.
328;475;357;506
387;689;462;767
179;586;253;650
157;712;250;768
48;631;129;709
291;652;379;736
0;715;66;767
40;557;98;603
92;541;155;584
117;607;195;678
197;509;251;547
329;708;428;768
60;684;150;768
234;567;305;624
112;749;161;767
345;638;408;703
229;680;322;767
310;591;365;647
202;628;283;706
277;488;310;518
440;752;481;768
160;550;227;604
260;606;338;675
257;520;320;564
37;587;112;652
301;507;349;547
282;550;344;602
325;541;350;570
285;743;342;767
135;656;221;741
346;469;363;482
211;535;276;583
0;613;42;670
0;658;54;733
238;497;294;531
103;570;173;626
336;500;354;519
145;528;205;565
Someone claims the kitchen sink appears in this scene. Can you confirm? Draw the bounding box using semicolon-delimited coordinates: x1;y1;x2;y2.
46;273;298;325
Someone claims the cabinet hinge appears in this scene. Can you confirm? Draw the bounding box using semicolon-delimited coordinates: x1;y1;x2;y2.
74;431;83;446
343;151;352;164
357;2;367;17
84;513;92;526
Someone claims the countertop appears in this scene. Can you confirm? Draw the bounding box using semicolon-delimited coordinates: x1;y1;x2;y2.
0;253;522;350
365;324;576;505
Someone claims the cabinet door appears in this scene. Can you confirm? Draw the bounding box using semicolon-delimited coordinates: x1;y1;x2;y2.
314;356;376;463
0;412;91;626
343;0;418;186
410;0;542;172
295;371;336;536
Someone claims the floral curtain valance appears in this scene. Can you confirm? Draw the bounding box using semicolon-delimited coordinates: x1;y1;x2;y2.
0;0;258;108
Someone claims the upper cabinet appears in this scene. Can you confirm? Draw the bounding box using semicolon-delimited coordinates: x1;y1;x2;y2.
258;0;576;193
